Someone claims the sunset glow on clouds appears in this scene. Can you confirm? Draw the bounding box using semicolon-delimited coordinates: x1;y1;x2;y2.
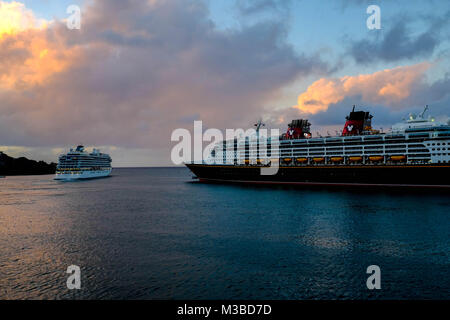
0;30;81;89
293;63;431;114
0;1;46;35
0;1;80;89
0;0;449;165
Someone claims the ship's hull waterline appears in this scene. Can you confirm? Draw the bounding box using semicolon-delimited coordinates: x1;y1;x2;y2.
186;164;450;188
54;169;112;180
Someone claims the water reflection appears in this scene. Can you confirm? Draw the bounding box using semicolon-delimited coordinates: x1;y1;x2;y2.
0;169;449;299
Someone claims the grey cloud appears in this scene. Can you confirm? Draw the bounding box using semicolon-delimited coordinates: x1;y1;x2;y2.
349;19;439;65
237;0;292;16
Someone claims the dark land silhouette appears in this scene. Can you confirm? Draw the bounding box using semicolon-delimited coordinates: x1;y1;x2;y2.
0;151;56;176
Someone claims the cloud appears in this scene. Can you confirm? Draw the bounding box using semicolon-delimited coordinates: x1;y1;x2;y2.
0;29;82;89
0;1;47;36
348;12;450;65
350;22;437;64
0;1;80;90
237;0;291;16
293;62;431;114
0;0;327;165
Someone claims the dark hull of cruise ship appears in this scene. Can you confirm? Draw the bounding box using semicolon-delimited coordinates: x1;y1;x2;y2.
186;164;450;188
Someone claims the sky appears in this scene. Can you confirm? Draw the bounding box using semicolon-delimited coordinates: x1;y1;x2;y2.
0;0;449;166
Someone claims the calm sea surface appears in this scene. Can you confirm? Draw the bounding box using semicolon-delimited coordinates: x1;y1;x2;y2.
0;167;449;299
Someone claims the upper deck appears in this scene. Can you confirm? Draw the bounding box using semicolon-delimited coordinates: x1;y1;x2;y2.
206;108;450;165
57;146;112;169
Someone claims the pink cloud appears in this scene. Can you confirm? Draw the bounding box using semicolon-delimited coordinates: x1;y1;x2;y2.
0;0;324;156
294;62;431;114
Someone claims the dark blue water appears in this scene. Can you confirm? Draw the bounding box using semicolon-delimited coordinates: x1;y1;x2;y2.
0;167;449;299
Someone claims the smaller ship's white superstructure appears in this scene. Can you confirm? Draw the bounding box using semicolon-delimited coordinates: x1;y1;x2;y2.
55;145;112;180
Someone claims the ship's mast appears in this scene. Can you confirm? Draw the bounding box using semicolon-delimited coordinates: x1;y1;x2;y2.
419;105;429;118
254;119;265;132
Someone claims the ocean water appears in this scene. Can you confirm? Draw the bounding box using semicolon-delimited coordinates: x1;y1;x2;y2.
0;167;449;300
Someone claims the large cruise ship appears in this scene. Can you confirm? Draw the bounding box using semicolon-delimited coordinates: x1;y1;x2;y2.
186;106;450;188
55;145;112;180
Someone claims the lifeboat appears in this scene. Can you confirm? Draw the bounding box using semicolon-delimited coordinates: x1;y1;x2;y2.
296;157;308;163
313;157;325;163
330;157;344;163
282;158;292;164
349;156;363;162
244;159;250;164
369;156;384;162
390;155;407;161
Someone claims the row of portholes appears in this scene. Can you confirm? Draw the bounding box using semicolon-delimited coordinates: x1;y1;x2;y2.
431;142;447;146
432;148;447;151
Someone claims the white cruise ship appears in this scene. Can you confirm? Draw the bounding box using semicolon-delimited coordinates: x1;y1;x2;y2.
55;145;112;180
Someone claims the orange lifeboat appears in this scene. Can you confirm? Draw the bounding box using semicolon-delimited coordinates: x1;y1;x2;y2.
390;155;406;161
369;156;383;162
349;156;363;162
296;157;308;163
330;157;344;163
313;157;325;163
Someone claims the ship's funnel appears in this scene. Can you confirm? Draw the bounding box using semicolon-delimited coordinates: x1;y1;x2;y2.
342;106;373;136
285;119;311;139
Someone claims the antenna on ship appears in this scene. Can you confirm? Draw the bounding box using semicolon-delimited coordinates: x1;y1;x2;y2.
420;105;429;118
254;119;265;132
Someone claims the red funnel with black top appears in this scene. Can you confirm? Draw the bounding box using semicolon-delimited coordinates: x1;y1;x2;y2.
342;106;373;136
285;119;311;139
